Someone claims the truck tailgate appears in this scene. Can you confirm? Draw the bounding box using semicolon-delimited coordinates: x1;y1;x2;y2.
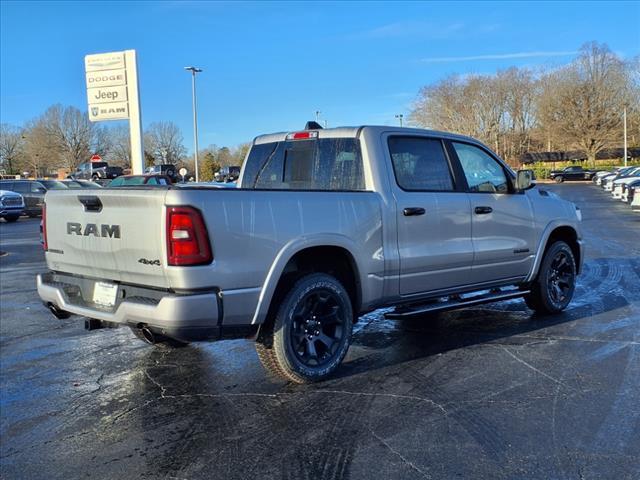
44;189;170;289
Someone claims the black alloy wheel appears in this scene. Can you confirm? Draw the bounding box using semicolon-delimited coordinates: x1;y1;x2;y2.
289;289;347;368
546;250;575;308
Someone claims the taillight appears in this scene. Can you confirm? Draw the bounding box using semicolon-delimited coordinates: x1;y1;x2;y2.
286;131;319;140
166;206;212;266
42;203;48;251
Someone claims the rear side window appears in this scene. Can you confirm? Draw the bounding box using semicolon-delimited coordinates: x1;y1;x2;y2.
388;137;454;191
243;138;365;191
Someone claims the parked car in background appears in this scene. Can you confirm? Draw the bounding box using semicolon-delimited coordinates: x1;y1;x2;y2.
632;187;640;211
0;179;67;217
593;167;624;185
62;179;102;189
549;166;599;183
621;179;640;203
611;174;640;199
215;165;241;183
145;164;178;182
72;162;123;181
601;166;640;191
108;174;172;187
0;189;25;222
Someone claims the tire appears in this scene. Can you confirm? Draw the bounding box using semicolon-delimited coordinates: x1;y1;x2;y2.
554;176;564;183
525;241;576;315
4;215;19;223
27;212;40;218
129;326;189;349
255;273;353;383
92;174;99;181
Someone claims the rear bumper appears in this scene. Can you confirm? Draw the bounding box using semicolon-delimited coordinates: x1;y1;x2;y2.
37;272;257;342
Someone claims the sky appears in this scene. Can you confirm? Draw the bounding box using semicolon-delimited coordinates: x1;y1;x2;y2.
1;0;639;152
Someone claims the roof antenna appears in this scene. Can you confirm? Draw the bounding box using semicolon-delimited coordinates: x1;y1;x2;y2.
305;121;323;130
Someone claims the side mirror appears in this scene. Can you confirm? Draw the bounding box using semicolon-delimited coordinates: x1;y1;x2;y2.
516;169;535;190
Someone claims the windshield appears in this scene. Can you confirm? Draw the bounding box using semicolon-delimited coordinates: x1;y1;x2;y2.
62;181;83;189
40;180;68;190
109;176;147;186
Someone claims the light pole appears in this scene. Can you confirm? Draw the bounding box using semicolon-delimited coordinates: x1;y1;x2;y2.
623;107;628;167
184;66;203;182
315;110;321;123
395;114;404;127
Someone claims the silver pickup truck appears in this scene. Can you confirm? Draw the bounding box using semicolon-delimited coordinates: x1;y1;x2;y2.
38;125;583;383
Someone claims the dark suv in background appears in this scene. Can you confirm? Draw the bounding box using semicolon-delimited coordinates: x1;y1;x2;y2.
145;164;177;182
0;179;67;217
216;165;240;183
72;162;123;181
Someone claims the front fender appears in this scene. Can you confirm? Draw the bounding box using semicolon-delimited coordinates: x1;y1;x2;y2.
525;220;583;282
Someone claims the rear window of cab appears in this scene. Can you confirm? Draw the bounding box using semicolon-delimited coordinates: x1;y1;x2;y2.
242;138;365;191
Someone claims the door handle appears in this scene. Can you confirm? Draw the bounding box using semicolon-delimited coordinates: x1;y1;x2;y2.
403;207;426;216
474;206;493;215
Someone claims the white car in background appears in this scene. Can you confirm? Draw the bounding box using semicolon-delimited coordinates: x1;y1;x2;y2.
620;177;640;203
611;175;640;199
632;188;640;211
593;168;622;185
604;167;640;191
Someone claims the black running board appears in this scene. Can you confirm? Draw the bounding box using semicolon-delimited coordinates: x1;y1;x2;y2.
385;289;530;319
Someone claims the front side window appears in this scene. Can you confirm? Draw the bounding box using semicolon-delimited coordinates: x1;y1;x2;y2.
388;136;454;191
452;142;509;193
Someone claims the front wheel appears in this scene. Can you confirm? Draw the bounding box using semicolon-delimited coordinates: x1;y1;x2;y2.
4;215;19;223
525;241;576;314
256;273;353;383
554;176;564;183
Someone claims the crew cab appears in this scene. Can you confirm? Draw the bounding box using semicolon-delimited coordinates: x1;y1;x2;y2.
38;125;584;383
549;165;598;183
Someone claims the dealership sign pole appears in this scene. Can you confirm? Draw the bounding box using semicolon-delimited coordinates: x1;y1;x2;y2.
85;50;144;175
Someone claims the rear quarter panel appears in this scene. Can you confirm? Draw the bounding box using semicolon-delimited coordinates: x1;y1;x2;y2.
165;188;385;322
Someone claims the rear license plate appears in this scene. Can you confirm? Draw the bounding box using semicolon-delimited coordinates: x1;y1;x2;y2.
93;282;118;307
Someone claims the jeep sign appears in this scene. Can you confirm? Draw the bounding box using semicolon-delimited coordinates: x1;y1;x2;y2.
86;85;128;105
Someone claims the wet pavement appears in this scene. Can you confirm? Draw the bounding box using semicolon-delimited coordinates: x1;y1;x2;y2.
1;183;639;479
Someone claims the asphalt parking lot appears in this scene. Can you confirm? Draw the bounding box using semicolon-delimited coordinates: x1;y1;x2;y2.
1;183;639;480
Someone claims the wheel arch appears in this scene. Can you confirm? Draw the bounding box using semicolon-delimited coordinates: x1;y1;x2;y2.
252;236;364;329
526;223;582;282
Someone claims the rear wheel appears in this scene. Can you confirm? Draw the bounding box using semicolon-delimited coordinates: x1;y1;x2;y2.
554;176;564;183
525;241;576;314
256;273;353;383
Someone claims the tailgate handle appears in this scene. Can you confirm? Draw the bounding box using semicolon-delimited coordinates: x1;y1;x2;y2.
78;195;102;212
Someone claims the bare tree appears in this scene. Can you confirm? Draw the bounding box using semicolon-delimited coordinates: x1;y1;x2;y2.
144;121;186;164
104;125;131;168
0;124;24;175
33;104;108;171
538;42;636;165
